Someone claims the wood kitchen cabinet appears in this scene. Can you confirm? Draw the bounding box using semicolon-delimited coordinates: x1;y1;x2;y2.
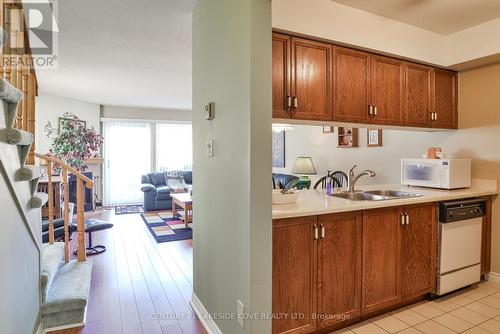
370;56;405;126
333;47;371;123
272;33;291;119
272;33;333;121
272;31;458;129
433;69;458;129
291;38;333;121
362;207;403;314
273;216;317;334
317;212;362;329
404;63;433;127
401;203;437;299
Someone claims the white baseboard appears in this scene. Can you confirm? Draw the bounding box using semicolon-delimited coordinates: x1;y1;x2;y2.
485;271;500;283
190;294;223;334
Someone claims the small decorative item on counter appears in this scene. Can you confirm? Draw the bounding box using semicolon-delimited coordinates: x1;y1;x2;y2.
427;147;442;159
272;188;300;205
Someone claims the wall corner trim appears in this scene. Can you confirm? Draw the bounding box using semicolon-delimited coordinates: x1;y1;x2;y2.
190;294;223;334
485;271;500;284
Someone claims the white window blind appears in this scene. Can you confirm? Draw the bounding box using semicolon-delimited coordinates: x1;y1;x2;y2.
156;122;193;172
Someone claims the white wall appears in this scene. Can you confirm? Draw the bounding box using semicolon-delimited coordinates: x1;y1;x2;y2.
273;125;453;186
102;105;191;122
36;92;101;154
193;0;272;333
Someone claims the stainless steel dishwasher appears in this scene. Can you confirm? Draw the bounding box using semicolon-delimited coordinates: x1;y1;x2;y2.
437;198;486;295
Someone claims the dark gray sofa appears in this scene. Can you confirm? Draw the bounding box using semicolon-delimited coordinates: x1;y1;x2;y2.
141;171;192;211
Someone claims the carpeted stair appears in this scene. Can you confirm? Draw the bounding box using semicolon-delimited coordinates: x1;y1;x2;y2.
41;243;92;330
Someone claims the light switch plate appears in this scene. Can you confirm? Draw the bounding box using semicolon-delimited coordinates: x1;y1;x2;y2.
207;140;214;157
237;299;245;328
205;102;215;120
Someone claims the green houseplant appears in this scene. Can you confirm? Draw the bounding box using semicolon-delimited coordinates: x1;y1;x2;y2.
49;114;103;172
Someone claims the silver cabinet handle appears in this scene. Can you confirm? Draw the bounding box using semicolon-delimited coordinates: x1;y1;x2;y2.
320;223;325;240
373;106;378;116
292;96;298;109
368;105;373;116
401;213;406;226
314;224;318;240
430;113;434;121
286;95;292;108
405;213;410;225
434;112;438;121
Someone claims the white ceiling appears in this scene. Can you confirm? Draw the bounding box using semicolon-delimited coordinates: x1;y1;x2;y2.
37;0;196;110
332;0;500;35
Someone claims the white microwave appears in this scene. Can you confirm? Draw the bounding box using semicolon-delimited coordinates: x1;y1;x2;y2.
401;159;471;189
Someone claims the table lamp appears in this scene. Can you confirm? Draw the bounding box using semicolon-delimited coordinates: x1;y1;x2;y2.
292;156;317;181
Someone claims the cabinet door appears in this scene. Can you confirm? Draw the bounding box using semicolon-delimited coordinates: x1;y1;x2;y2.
402;203;437;299
273;217;317;334
370;56;405;125
405;64;432;127
333;47;371;123
291;38;333;121
318;212;362;329
433;69;458;129
362;207;402;314
273;33;291;119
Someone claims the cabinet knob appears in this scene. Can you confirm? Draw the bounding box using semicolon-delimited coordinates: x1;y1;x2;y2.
313;224;319;240
400;213;406;226
368;105;373;116
292;96;298;109
286;95;292;108
373;106;378;116
320;223;325;240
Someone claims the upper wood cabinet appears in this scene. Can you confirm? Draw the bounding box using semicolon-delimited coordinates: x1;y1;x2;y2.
370;56;405;125
273;216;317;334
291;38;333;121
362;207;403;314
433;69;458;129
272;34;291;119
404;64;433;127
272;32;458;129
401;203;437;299
333;47;371;124
317;212;362;329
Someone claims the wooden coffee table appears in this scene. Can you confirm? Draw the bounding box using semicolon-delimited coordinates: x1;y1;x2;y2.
171;192;193;228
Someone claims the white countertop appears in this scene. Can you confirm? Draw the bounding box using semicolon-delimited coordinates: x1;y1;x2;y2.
272;179;498;219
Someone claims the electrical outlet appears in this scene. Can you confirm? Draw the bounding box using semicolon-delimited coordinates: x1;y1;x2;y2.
207;139;214;157
237;299;245;329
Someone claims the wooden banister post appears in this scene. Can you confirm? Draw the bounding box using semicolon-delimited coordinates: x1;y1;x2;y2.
47;161;54;244
76;178;86;262
62;169;69;263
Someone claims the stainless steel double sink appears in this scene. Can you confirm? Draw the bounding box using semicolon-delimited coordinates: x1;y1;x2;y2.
330;190;423;201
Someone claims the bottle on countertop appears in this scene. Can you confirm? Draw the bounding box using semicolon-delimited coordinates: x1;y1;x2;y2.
325;170;333;196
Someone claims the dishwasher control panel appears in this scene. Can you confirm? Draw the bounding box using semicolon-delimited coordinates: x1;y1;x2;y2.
439;198;486;223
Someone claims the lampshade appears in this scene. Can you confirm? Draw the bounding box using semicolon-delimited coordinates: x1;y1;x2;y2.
292;156;317;175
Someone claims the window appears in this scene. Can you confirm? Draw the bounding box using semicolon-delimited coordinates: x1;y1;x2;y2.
103;121;151;206
156;122;193;172
102;120;192;206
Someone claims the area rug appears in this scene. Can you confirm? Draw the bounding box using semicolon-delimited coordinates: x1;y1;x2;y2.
115;205;145;215
140;211;192;243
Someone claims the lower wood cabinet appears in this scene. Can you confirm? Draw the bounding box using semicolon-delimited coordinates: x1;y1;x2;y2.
362;207;403;314
317;212;362;329
273;203;438;333
273;216;317;334
402;203;437;299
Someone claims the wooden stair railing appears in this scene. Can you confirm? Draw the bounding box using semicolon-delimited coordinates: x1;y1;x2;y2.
35;153;94;262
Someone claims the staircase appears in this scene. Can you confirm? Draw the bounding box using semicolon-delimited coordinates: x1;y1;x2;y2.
0;78;93;333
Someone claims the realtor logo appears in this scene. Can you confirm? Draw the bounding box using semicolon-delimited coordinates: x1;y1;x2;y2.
2;0;59;69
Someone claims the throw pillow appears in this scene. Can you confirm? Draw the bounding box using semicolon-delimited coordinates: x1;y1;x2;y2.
164;171;188;193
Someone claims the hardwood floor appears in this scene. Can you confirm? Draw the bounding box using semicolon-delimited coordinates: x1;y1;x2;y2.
51;209;206;334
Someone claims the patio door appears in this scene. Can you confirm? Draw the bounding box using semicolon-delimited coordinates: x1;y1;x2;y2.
103;121;151;206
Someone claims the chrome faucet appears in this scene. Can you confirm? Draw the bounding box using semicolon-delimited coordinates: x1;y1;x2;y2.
347;165;376;193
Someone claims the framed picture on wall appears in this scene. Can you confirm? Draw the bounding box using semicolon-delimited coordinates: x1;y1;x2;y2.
272;131;285;168
367;129;383;147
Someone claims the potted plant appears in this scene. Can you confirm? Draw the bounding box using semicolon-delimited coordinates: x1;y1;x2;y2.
49;114;103;172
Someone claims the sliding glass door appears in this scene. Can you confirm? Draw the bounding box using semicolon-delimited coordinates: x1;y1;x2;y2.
103;121;151;206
